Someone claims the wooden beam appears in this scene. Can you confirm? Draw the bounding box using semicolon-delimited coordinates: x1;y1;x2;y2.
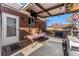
41;13;65;18
35;3;51;16
36;3;64;14
40;9;79;18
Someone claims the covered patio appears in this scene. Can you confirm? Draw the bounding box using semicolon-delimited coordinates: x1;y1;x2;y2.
0;3;79;56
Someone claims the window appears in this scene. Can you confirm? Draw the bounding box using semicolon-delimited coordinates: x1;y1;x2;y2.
27;16;35;26
7;17;16;37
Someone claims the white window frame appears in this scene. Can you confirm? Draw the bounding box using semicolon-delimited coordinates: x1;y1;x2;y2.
27;16;35;26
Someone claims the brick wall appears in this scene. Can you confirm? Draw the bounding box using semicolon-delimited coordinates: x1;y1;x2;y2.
0;5;46;41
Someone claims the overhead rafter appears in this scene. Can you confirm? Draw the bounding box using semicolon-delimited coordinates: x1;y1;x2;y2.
40;9;79;18
36;3;64;14
35;3;51;16
40;13;65;18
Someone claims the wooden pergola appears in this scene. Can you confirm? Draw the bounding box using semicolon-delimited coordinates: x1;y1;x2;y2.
22;3;79;18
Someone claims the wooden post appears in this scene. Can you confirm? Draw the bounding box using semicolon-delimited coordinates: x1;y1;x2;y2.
71;30;73;36
77;20;79;38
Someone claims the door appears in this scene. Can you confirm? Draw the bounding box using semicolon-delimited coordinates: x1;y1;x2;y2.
2;13;19;46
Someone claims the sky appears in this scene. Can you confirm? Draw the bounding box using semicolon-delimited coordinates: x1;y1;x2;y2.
47;13;72;26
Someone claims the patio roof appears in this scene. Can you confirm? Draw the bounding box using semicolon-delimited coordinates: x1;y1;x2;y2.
2;3;27;11
23;3;65;18
22;3;79;18
2;3;79;18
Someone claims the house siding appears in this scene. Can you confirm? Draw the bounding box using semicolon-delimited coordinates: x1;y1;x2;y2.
0;4;47;56
0;5;46;42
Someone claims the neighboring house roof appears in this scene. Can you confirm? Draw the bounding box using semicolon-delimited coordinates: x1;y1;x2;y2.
51;23;63;29
63;24;74;28
48;23;74;30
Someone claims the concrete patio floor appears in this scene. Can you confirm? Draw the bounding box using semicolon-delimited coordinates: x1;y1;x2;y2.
12;36;79;56
12;36;64;56
29;41;64;56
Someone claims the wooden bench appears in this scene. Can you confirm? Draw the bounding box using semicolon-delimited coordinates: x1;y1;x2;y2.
24;33;48;47
19;27;48;47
